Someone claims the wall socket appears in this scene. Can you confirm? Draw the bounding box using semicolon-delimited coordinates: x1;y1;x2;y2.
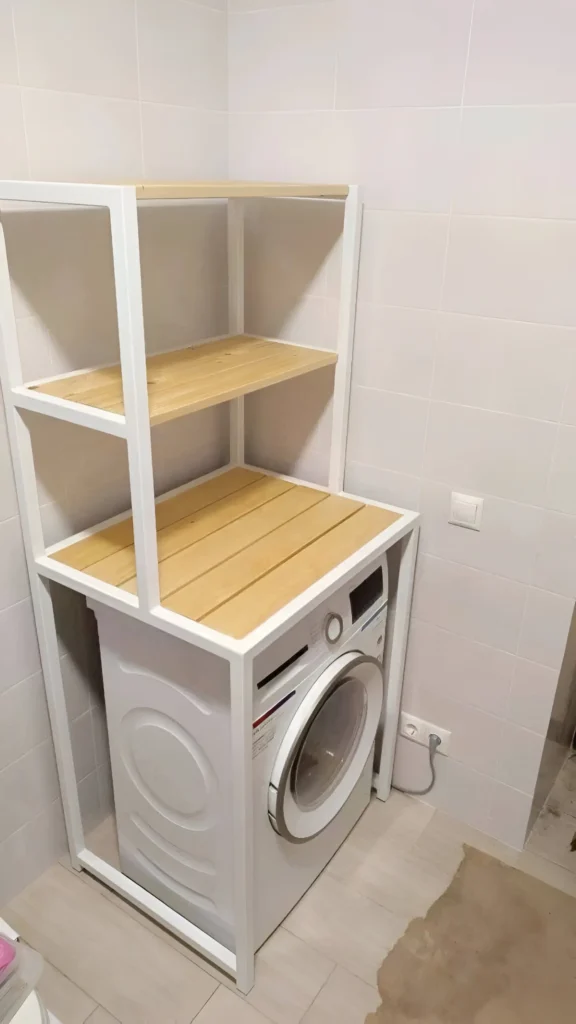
399;712;451;755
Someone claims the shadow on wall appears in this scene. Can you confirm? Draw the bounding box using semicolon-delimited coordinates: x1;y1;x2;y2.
530;603;576;831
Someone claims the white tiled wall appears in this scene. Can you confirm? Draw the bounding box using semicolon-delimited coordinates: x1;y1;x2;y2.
229;0;576;848
0;0;228;906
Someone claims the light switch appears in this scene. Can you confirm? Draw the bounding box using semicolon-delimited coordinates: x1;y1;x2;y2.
449;492;483;531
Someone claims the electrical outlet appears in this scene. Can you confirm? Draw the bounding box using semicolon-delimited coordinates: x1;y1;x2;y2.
399;712;451;755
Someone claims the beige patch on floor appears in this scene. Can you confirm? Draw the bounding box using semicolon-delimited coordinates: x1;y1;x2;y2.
368;845;576;1024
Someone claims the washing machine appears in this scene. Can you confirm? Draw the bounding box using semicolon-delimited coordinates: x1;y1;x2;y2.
91;555;389;953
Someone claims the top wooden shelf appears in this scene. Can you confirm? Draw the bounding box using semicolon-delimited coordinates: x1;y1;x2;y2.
126;181;349;200
31;335;337;426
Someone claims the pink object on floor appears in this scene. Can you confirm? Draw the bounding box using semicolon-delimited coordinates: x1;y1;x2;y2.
0;936;17;985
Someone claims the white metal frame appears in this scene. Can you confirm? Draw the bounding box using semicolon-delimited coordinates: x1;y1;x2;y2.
0;180;420;994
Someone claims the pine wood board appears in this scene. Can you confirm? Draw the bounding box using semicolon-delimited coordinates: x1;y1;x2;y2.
32;336;337;426
128;181;349;200
202;505;398;638
51;469;402;639
52;467;261;572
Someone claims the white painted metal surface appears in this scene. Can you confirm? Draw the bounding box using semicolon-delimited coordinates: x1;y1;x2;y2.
0;179;420;993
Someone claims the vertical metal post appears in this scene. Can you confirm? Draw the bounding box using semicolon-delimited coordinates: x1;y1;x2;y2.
0;221;85;866
329;186;363;492
229;651;255;993
228;199;246;466
376;525;420;801
108;189;160;611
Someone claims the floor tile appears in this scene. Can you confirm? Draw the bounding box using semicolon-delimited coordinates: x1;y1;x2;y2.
526;805;576;872
4;864;218;1024
301;966;379;1024
327;798;456;919
515;849;576;898
247;928;333;1024
85;1009;120;1024
283;872;409;985
194;986;272;1023
37;960;97;1024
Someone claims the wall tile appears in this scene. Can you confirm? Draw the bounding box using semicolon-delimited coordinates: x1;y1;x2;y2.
15;0;138;99
408;683;504;777
71;710;97;784
0;799;66;909
142;105;227;179
138;0;227;109
0;0;18;85
496;722;544;795
23;89;143;181
486;784;532;850
547;426;576;516
0;673;50;773
347;386;428;476
0;740;60;844
404;620;515;718
229;111;337;182
336;0;474;108
352;304;437;397
419;481;541;584
0;424;18;524
358;211;449;310
413;554;527;653
393;737;494;833
0;517;29;612
61;653;92;723
465;0;576;106
561;362;576;428
229;0;326;8
0;599;41;695
443;216;576;327
433;313;575;421
455;106;576;220
424;402;556;506
345;462;421;512
336;107;459;213
0;86;28;178
229;5;335;111
518;588;573;670
507;659;559;735
532;510;576;599
78;770;102;834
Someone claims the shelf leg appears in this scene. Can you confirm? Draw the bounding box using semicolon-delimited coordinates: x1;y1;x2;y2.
230;652;255;993
329;185;363;493
228;199;246;466
376;524;420;801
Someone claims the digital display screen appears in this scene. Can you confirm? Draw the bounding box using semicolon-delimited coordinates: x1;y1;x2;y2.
350;566;384;623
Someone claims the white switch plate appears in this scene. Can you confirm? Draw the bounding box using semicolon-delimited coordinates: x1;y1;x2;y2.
399;711;451;755
449;491;483;531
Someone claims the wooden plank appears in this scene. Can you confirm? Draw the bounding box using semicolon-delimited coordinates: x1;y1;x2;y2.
52;467;260;571
32;336;337;425
91;476;295;588
202;506;402;638
131;182;349;200
165;495;363;623
124;484;328;598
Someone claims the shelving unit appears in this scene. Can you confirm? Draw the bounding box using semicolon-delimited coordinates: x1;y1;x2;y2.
0;179;420;993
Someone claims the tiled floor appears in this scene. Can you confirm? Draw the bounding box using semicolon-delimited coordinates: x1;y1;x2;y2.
526;756;576;874
4;792;576;1024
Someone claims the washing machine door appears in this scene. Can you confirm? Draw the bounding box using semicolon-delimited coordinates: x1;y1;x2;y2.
268;651;384;843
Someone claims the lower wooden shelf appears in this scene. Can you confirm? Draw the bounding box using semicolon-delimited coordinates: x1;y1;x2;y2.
31;335;337;426
51;468;401;639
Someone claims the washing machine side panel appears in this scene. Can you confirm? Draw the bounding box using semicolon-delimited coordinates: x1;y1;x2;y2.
93;608;236;950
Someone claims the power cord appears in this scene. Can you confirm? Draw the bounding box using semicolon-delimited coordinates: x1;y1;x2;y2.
394;733;442;796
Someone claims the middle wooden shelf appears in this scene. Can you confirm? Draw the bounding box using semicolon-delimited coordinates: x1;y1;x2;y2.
31;334;337;426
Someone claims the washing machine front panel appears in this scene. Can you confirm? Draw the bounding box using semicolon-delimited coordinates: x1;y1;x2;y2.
268;651;384;842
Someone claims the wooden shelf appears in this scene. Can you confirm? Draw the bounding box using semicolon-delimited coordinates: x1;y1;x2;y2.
127;181;349;200
51;468;401;639
31;335;337;426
